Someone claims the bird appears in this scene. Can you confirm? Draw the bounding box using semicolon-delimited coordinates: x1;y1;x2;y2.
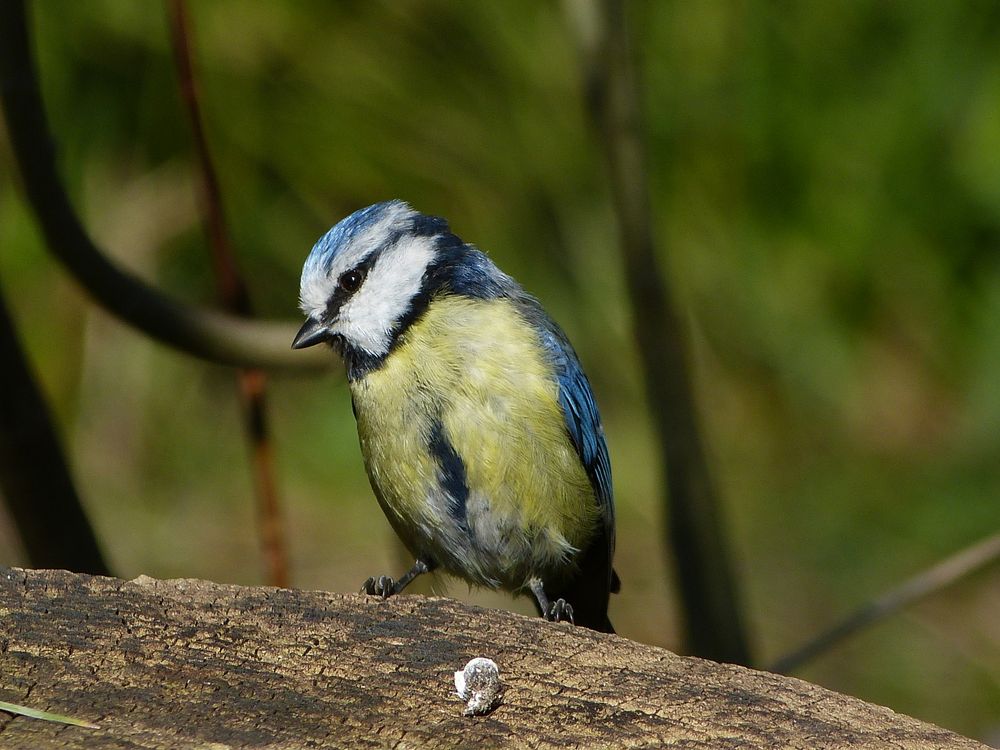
293;200;619;632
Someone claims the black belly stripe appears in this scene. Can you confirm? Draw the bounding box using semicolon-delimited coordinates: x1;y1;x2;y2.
428;419;470;527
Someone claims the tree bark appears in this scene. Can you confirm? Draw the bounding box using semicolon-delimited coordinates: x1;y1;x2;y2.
0;567;985;749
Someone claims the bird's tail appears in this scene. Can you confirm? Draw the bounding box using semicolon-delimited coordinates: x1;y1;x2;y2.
552;562;619;634
564;590;615;633
588;614;615;634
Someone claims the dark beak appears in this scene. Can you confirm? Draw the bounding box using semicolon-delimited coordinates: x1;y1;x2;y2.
291;317;329;349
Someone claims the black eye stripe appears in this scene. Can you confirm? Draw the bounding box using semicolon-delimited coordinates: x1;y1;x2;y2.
337;251;381;295
341;251;381;291
323;252;380;321
339;268;364;292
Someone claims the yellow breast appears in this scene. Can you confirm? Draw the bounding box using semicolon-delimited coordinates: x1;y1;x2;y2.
350;295;599;588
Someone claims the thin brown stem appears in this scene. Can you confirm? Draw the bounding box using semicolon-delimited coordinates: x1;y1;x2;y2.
166;0;289;588
770;532;1000;674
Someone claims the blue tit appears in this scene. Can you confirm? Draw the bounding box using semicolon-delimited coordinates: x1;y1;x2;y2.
293;200;619;632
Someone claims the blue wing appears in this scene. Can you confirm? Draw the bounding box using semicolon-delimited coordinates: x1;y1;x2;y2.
535;314;621;621
532;317;615;548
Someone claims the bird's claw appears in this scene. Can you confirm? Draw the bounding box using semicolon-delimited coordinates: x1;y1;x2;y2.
546;598;575;625
361;575;396;599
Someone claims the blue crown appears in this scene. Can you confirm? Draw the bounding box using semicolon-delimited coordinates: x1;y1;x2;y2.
303;200;411;276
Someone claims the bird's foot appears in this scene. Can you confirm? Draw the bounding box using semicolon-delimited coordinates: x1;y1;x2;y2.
361;575;396;599
545;598;575;625
360;560;435;600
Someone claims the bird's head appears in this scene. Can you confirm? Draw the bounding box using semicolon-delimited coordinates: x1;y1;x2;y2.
293;200;455;361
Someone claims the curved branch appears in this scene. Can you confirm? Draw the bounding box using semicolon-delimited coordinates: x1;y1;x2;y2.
0;0;327;371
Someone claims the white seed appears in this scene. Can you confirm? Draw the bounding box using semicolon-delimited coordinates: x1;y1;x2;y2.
454;657;503;716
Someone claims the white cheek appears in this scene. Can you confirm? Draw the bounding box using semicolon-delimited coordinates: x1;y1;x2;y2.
334;235;436;356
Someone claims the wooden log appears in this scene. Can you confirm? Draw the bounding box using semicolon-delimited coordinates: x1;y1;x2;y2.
0;567;986;749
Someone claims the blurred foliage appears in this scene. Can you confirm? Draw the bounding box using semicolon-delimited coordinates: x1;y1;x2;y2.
0;0;998;741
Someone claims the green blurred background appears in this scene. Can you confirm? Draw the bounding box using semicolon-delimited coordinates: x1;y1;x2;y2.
1;0;998;741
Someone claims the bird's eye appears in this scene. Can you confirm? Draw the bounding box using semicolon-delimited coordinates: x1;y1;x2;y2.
339;269;365;293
